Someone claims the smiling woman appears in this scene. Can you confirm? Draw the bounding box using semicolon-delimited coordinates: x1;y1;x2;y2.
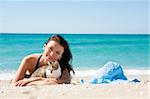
11;34;75;86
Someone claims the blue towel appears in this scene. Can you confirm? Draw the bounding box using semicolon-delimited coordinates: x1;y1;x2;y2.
89;61;128;84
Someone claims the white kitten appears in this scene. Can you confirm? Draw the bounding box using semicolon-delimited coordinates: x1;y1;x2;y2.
46;61;61;79
30;61;61;79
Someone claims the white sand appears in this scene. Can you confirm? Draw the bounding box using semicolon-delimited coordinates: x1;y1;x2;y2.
0;75;149;99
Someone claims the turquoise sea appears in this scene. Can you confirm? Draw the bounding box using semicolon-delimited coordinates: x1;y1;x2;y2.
0;33;150;79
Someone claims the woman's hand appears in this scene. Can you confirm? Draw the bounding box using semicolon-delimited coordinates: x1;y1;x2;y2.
13;79;31;87
12;77;41;87
12;77;58;86
26;78;58;86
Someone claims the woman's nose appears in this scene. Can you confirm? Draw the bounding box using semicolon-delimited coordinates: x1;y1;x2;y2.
49;51;55;57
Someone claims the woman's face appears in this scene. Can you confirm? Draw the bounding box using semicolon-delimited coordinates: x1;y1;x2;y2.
43;40;64;63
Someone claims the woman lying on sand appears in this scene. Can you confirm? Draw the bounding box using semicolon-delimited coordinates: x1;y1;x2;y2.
11;34;75;86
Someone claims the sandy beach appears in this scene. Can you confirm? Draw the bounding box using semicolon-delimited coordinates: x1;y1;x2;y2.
0;75;149;99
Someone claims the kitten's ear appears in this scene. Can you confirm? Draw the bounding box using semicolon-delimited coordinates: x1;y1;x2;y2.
47;61;51;65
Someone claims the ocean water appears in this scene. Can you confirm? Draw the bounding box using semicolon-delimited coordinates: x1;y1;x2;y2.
0;33;150;79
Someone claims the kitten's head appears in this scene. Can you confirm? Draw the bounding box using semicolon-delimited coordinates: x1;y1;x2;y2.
47;61;59;71
46;61;61;78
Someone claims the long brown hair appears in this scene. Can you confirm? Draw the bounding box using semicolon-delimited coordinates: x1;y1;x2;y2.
45;34;75;75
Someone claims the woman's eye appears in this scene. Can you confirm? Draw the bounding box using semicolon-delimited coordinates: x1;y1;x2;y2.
56;52;61;55
49;47;53;51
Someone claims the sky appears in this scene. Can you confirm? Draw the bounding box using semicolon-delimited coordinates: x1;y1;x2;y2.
0;0;148;34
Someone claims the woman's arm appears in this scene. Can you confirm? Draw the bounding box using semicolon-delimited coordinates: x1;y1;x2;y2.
11;54;38;85
26;78;58;86
13;77;42;86
26;69;71;86
13;68;71;86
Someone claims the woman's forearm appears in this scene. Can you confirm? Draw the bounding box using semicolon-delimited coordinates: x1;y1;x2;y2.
11;77;43;86
26;78;58;86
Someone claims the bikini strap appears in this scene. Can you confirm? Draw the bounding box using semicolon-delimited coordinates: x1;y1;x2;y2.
34;55;42;71
24;55;42;78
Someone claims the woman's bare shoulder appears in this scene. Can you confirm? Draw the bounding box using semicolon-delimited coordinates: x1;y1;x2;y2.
23;53;42;63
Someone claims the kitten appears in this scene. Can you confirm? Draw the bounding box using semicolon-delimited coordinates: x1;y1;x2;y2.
30;61;61;79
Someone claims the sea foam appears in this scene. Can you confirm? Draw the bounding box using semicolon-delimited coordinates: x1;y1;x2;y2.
0;69;149;80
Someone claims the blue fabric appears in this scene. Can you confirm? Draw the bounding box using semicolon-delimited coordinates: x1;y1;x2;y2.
89;61;128;84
